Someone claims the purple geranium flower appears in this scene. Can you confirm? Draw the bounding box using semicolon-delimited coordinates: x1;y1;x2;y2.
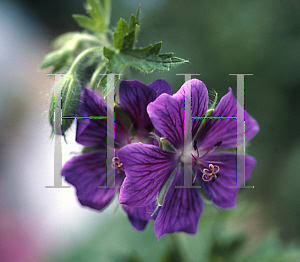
62;79;172;230
118;79;259;239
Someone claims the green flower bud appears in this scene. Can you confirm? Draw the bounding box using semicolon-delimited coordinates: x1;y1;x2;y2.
61;74;82;135
49;73;82;137
48;89;55;139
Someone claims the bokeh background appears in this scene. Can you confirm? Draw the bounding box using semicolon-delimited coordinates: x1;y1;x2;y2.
1;0;300;261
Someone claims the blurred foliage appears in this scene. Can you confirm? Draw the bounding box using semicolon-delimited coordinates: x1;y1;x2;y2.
50;201;300;262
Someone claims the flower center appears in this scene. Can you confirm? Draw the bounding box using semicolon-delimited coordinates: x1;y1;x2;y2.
189;140;222;183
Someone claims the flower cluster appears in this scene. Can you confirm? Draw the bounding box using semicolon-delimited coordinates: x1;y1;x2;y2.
62;78;259;240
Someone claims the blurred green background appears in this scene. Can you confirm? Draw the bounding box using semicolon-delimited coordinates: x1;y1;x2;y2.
0;0;299;261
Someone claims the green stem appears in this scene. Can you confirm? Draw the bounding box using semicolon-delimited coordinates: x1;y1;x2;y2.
90;61;106;91
69;46;103;76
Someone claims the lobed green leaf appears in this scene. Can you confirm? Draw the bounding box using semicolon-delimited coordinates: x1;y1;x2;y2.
109;47;187;73
72;14;100;33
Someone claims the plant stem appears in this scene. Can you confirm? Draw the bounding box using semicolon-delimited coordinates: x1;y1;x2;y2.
90;61;106;91
69;46;103;76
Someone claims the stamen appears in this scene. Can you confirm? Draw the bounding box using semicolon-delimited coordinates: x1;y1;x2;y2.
200;141;223;159
192;167;198;184
193;140;197;150
214;141;222;147
201;164;219;182
111;157;124;172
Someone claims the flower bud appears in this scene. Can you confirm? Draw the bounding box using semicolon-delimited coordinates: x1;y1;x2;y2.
62;75;82;135
49;73;82;136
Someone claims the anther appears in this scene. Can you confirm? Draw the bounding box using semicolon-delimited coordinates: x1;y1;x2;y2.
193;140;198;150
202;164;219;182
111;157;124;172
214;141;222;147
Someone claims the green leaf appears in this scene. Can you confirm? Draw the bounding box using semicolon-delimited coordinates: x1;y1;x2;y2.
86;0;104;22
103;46;115;60
135;4;140;25
137;42;162;55
122;27;139;50
109;45;188;73
113;5;140;51
107;4;187;76
103;0;111;26
113;18;129;49
129;14;137;31
98;72;121;98
72;14;99;33
73;0;111;33
86;0;106;32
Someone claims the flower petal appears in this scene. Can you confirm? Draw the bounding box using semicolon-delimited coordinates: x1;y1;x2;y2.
122;201;159;231
148;79;172;97
76;87;128;147
199;152;257;208
119;80;172;135
195;88;259;150
76;87;108;147
154;165;203;240
147;79;208;150
62;151;124;210
118;143;178;207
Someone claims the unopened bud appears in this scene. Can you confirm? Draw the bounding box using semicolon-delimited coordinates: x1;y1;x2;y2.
49;73;82;136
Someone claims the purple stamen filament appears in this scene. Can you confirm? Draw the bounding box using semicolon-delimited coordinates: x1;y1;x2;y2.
191;142;222;183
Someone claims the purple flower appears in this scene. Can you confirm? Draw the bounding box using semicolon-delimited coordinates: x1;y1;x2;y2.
118;79;259;239
62;79;172;230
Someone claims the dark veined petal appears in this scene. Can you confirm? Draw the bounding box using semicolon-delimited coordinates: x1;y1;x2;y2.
154;165;203;240
119;80;172;134
147;79;208;150
62;151;124;210
76;87;109;147
118;143;178;207
76;87;129;147
188;80;209;140
195;88;259;150
122;201;159;231
148;79;173;97
199;152;257;209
